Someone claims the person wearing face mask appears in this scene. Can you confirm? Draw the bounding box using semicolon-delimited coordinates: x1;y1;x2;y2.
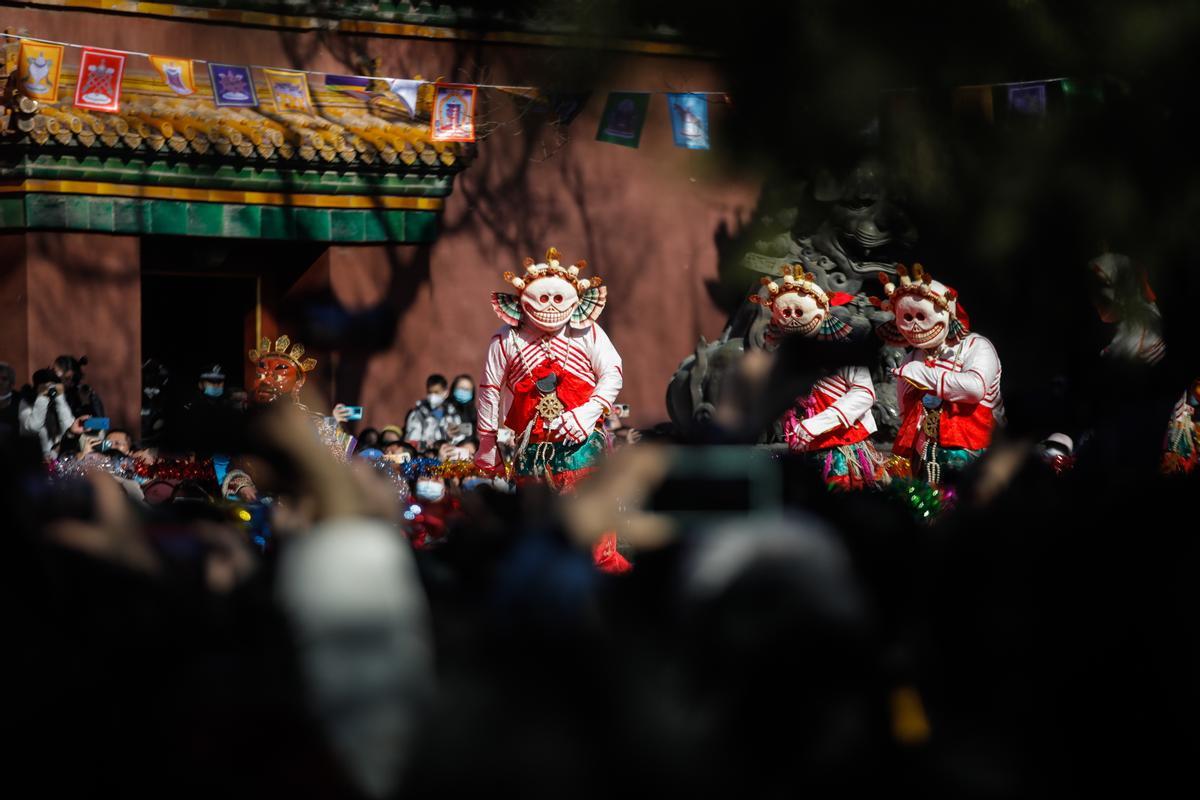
404;374;466;451
408;473;460;550
177;363;243;456
444;374;477;445
0;362;18;436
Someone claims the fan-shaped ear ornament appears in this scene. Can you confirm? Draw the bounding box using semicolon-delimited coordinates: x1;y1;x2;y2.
569;285;608;330
491;292;522;326
748;293;773;307
816;314;852;341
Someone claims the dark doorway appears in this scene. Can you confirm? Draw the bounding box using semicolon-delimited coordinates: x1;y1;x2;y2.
141;271;257;392
140;236;326;398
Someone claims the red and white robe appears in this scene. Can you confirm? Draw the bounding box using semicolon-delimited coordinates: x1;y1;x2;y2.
475;322;623;473
783;366;878;450
892;333;1003;459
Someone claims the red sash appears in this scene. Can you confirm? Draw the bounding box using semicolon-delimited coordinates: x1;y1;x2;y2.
893;393;995;457
504;358;595;440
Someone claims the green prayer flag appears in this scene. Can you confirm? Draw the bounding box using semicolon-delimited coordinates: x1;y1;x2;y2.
596;92;649;148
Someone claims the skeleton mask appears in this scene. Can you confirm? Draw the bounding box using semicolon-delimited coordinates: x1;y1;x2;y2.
249;335;317;405
771;292;826;337
492;247;607;332
521;275;580;333
878;265;966;351
893;293;950;350
750;264;850;341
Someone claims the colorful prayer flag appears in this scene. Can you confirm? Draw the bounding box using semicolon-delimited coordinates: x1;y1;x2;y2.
264;68;313;114
431;83;477;142
74;48;126;113
149;55;197;96
1007;82;1047;116
17;40;64;102
384;79;421;117
667;93;710;150
208;62;257;107
595;92;649;148
325;73;372;92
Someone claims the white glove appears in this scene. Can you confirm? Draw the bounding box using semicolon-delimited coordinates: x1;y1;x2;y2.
475;433;501;473
547;406;592;444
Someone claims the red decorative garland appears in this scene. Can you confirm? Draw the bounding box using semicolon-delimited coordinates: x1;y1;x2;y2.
134;458;217;485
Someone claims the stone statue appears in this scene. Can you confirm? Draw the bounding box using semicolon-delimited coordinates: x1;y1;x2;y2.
667;157;916;442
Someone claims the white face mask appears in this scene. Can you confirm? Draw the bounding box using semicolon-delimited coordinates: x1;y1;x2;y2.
415;479;445;502
427;392;445;408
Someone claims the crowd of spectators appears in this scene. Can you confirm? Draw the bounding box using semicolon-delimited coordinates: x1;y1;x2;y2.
1;340;1196;800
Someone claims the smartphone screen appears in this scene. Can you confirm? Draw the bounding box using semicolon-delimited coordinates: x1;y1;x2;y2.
83;417;111;431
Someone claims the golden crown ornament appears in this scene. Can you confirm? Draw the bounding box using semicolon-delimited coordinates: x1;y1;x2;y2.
248;334;318;373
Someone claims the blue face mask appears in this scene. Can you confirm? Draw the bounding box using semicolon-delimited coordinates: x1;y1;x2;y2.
203;385;225;398
453;388;473;404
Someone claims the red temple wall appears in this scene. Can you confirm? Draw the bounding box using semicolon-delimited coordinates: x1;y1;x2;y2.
4;8;759;430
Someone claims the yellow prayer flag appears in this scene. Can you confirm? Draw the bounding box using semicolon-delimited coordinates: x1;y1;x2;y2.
149;55;197;96
17;40;65;102
263;68;313;114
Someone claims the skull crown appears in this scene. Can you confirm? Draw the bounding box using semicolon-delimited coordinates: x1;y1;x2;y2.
749;263;831;310
502;247;603;294
877;263;956;313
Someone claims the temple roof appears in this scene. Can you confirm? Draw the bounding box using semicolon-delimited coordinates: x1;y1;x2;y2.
0;66;466;241
2;68;465;171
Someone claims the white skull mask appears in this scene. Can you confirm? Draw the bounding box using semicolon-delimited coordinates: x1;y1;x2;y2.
521;275;579;333
894;292;951;350
772;292;826;338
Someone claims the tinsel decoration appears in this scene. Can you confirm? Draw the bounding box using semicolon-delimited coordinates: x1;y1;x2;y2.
401;457;442;481
368;458;412;503
888;479;943;522
884;454;913;479
400;457;486;481
432;459;484;479
49;455;137;481
134;458;217;485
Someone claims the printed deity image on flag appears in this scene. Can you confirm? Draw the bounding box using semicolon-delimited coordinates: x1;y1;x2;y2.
74;49;126;113
149;56;196;96
432;84;477;142
208;63;258;107
17;40;64;102
596;92;649;148
668;93;710;150
265;69;313;114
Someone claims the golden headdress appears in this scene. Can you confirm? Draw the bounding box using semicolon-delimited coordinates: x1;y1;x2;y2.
248;334;318;374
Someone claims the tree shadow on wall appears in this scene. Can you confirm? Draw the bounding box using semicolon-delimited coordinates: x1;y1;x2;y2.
266;22;630;408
